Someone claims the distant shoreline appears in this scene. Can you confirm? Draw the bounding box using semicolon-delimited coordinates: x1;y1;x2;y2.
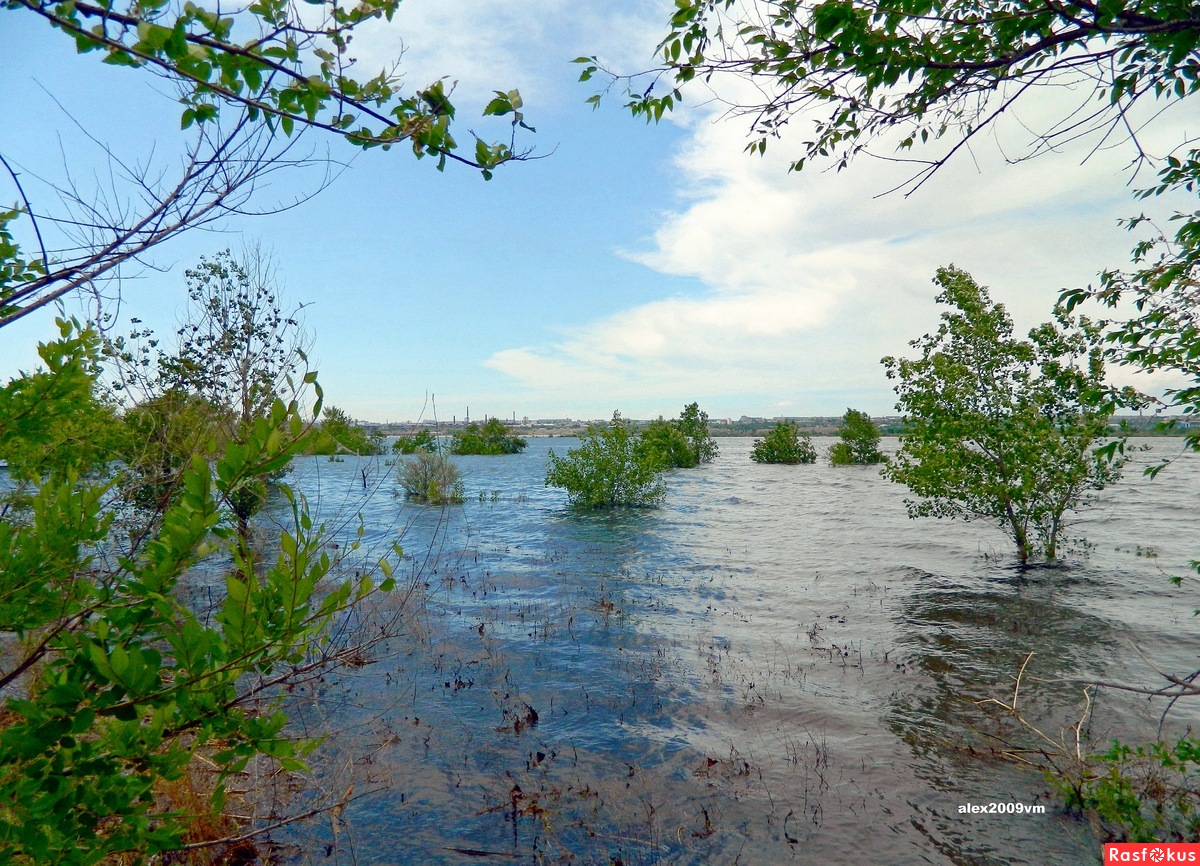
368;415;1194;440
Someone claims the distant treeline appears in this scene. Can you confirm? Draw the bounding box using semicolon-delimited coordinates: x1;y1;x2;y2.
365;414;1194;440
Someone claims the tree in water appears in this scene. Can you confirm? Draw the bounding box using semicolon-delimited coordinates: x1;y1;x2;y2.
828;408;884;465
750;422;816;464
545;412;666;508
641;402;720;469
882;267;1121;564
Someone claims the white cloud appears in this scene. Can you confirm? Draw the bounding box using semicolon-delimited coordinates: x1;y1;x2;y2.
303;4;1195;418
349;0;671;112
483;66;1195;415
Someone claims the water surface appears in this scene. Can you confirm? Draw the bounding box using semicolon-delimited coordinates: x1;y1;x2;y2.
274;437;1199;865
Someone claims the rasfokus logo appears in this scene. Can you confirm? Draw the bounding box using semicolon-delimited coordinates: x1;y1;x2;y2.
1104;843;1200;862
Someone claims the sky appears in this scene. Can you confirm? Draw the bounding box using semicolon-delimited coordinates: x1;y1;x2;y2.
0;1;1193;423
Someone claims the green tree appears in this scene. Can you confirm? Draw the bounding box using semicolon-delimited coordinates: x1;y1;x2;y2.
450;417;527;455
750;421;816;464
641;401;720;469
0;322;401;865
882;267;1121;564
676;401;720;465
545;412;666;508
159;249;309;428
828;408;884;465
392;428;440;455
308;406;386;456
104;248;310;519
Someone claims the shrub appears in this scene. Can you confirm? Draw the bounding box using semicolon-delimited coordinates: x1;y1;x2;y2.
307;406;386;456
641;402;719;469
750;422;816;464
397;452;464;504
828;408;884;465
392;428;439;454
544;412;666;508
640;417;695;469
1053;736;1200;842
0;322;400;865
451;418;527;455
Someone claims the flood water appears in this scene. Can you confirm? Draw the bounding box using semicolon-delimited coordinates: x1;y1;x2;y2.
269;437;1199;865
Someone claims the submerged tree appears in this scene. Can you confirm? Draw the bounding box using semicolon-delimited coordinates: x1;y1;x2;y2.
676;402;720;465
104;248;310;520
641;401;720;469
451;418;527;455
392;428;440;455
750;421;816;464
828;408;884;465
545;412;666;508
882;267;1121;563
397;451;464;504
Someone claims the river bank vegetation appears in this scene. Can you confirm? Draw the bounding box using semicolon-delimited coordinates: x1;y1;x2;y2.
1;0;1198;857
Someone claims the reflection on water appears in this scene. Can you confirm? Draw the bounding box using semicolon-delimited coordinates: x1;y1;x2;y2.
269;438;1198;865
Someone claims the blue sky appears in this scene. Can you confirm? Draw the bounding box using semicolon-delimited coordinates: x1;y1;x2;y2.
0;1;1190;422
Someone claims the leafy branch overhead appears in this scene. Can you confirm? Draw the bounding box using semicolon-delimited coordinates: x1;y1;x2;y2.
582;0;1200;188
7;0;532;174
0;0;537;328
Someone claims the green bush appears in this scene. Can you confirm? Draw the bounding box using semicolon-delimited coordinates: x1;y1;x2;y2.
750;422;816;464
641;402;719;469
828;408;884;465
640;417;695;469
0;321;399;865
397;451;464;504
544;412;666;508
450;418;527;455
307;406;386;456
1054;736;1200;842
392;428;439;454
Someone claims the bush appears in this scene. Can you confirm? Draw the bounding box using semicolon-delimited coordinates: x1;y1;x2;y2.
392;428;439;454
545;412;666;508
397;451;464;504
640;417;695;469
450;418;527;455
751;422;816;464
641;402;719;469
828;408;884;465
1054;736;1200;842
0;322;400;865
307;406;386;456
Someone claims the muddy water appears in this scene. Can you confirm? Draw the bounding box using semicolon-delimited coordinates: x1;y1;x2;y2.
275;437;1199;865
